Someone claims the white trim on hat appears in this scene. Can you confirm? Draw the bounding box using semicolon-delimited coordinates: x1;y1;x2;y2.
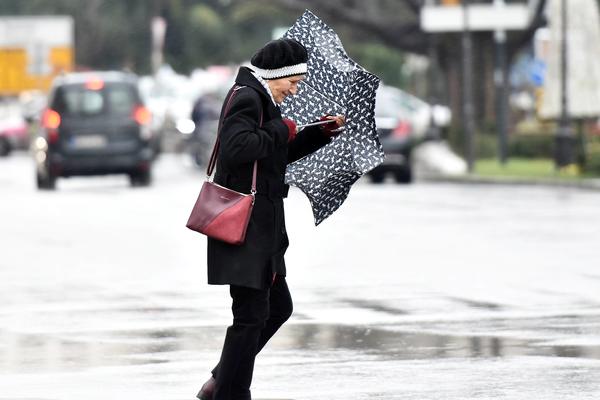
250;63;307;79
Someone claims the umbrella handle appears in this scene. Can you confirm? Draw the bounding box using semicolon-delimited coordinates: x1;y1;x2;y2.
296;119;336;130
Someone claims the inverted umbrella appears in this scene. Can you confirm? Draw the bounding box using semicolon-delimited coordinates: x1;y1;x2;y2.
281;10;383;225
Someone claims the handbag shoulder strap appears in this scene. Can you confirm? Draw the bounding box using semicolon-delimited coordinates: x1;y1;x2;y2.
206;85;261;194
206;85;241;177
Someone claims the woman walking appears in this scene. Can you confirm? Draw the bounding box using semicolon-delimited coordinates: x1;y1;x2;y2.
196;38;345;400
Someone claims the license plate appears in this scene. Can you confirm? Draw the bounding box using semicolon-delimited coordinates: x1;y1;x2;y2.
382;153;406;165
71;135;107;149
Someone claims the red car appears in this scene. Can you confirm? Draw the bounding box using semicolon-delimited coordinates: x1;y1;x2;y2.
0;113;29;156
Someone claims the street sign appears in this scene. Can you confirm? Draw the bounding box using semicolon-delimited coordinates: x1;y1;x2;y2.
421;4;530;32
530;59;546;87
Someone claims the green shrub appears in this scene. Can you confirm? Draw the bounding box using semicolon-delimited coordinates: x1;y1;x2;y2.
477;133;499;158
583;139;600;175
448;131;554;159
509;134;554;158
446;129;499;159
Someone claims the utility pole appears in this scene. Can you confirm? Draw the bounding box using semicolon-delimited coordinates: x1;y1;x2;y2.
427;33;442;141
425;0;442;141
555;0;574;168
494;0;509;165
462;0;475;172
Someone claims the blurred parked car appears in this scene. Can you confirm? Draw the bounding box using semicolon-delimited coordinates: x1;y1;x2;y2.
34;71;155;189
370;84;451;183
0;103;29;156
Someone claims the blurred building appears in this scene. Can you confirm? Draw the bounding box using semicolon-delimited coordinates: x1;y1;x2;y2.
538;0;600;120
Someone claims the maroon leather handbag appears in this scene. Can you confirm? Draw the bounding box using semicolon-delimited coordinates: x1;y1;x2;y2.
186;86;258;245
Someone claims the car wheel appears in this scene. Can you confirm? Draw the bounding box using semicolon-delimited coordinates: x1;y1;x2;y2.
369;170;386;184
0;138;11;157
37;171;56;190
129;170;152;187
394;167;413;184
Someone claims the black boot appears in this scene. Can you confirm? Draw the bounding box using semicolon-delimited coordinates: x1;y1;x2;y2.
196;376;215;400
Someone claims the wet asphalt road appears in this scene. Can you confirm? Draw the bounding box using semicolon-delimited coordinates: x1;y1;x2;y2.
1;153;600;399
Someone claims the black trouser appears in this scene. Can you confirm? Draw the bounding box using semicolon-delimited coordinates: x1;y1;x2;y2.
212;274;293;400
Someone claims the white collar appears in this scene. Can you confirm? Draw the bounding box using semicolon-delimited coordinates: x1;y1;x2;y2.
251;71;278;107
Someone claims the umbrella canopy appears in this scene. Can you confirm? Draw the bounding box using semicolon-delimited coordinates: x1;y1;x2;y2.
281;10;384;225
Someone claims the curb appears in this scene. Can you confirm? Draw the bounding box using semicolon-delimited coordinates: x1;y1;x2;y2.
420;174;600;191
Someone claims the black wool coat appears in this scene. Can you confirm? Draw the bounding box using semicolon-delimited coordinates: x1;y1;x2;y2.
207;67;330;290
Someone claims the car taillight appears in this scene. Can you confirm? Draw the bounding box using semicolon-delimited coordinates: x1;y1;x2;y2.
392;120;411;138
42;109;61;129
42;109;61;143
132;105;151;126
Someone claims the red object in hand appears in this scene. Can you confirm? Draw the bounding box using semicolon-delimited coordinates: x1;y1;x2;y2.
319;115;339;137
282;118;297;142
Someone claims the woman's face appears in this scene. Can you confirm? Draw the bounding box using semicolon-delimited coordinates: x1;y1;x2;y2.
267;75;305;104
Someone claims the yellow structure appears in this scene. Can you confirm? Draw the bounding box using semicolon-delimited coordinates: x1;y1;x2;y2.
0;16;74;95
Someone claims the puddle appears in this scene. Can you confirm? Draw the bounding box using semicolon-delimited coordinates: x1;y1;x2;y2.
2;316;599;376
269;323;600;361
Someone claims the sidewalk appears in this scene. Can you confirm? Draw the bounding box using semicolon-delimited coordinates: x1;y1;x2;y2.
421;173;600;191
413;141;600;191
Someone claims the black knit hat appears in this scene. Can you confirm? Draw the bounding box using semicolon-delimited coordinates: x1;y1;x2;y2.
250;38;308;80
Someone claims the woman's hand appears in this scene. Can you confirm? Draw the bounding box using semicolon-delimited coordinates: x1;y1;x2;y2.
282;118;297;142
320;114;346;137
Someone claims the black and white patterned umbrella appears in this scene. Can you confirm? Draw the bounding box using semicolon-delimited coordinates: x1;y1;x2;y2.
281;10;384;225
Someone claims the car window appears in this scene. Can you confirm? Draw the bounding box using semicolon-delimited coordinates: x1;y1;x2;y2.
55;87;104;116
107;85;137;116
376;86;427;117
376;90;403;117
52;83;137;117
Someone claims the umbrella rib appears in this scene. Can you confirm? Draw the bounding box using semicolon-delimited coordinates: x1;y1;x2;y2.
301;80;346;110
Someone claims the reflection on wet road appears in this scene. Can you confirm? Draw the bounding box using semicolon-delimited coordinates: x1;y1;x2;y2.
2;296;600;370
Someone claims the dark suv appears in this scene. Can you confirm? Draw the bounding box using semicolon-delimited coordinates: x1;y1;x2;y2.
34;71;154;189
